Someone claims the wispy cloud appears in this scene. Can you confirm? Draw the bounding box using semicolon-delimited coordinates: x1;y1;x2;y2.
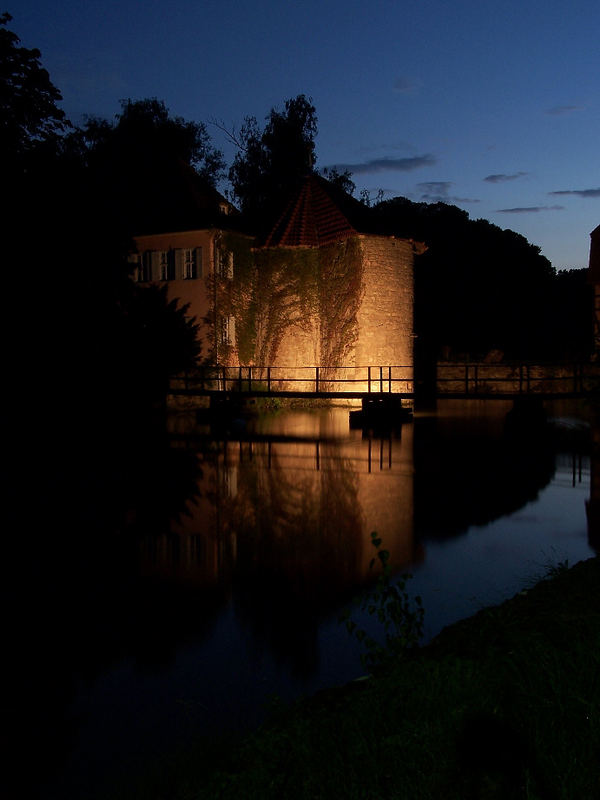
484;172;528;183
416;181;479;204
327;154;436;175
545;105;581;115
393;76;420;94
549;188;600;198
496;206;564;213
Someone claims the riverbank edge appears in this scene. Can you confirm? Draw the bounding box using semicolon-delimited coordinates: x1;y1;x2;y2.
110;555;600;799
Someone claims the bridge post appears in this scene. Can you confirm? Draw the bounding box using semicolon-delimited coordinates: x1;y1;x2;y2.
238;366;242;392
248;366;252;392
465;364;469;395
267;366;271;392
388;366;392;393
368;366;372;393
379;366;383;393
315;366;320;393
519;364;523;394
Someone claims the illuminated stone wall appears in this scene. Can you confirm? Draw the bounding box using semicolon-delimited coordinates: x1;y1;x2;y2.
353;235;415;391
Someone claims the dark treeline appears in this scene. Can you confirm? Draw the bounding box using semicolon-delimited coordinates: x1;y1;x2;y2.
397;201;591;362
366;198;593;362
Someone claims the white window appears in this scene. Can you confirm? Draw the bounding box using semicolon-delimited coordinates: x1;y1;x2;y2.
183;247;202;279
159;251;175;281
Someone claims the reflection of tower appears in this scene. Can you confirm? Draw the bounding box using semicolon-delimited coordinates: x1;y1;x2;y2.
586;419;600;552
356;426;416;572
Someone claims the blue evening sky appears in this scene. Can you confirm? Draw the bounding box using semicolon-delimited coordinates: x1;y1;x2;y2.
12;0;599;270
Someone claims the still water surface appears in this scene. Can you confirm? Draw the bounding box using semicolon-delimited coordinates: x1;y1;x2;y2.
21;399;597;797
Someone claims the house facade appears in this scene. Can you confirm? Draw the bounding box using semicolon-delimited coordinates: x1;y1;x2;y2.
132;175;423;392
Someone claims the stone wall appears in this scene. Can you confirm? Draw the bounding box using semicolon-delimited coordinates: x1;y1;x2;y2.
353;235;415;392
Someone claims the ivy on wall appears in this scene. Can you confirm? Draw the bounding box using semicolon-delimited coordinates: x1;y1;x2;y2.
208;232;364;369
318;237;364;377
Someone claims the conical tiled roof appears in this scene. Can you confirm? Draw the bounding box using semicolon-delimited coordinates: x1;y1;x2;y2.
264;174;358;248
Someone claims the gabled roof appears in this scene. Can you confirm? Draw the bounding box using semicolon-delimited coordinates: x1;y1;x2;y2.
263;174;358;248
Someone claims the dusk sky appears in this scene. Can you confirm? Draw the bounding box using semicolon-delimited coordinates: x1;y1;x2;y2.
13;0;599;270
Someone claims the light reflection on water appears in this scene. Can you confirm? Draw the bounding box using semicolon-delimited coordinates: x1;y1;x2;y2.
29;399;597;798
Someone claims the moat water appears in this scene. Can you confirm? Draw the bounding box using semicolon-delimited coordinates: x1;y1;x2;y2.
12;398;597;798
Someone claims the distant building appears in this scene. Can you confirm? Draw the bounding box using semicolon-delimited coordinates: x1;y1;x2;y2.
133;175;424;391
590;224;600;360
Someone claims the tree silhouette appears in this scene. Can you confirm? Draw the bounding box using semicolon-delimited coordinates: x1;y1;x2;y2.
228;94;318;233
2;24;201;435
67;98;226;235
0;12;68;164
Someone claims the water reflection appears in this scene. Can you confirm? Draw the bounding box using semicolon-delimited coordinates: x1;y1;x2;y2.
141;421;416;676
414;404;556;540
586;416;600;551
13;400;596;798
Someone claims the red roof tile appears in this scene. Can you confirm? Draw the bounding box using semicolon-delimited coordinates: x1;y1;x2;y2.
264;175;357;248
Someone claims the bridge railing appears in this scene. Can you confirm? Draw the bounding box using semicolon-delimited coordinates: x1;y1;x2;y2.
170;365;415;396
435;362;600;396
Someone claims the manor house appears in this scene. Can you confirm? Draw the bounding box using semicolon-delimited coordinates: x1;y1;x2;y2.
132;175;424;391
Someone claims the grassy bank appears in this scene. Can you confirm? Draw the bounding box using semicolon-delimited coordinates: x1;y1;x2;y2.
108;557;599;800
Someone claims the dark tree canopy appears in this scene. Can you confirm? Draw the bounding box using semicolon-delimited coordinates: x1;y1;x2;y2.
3;24;202;436
66;98;226;235
229;94;318;232
81;98;225;185
321;166;356;197
368;197;560;361
0;12;68;160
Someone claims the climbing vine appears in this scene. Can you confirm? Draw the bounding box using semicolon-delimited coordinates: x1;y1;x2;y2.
318;237;364;377
209;232;364;370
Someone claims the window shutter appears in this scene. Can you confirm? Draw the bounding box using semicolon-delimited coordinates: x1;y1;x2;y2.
167;250;175;280
195;247;203;278
175;249;184;280
227;252;234;280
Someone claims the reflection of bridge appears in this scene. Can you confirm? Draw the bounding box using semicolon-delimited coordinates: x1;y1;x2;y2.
169;362;599;400
167;433;399;473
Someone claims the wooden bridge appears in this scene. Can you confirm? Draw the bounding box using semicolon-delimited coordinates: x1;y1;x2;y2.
169;365;414;399
169;362;599;401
